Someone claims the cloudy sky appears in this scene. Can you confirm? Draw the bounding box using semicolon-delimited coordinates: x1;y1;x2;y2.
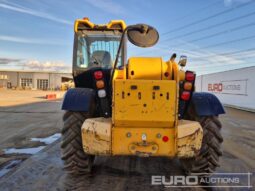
0;0;255;74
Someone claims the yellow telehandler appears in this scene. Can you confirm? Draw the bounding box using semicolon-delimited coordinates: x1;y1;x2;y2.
62;18;225;176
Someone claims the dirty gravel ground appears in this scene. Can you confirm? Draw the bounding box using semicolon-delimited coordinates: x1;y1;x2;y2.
0;90;254;190
0;90;64;168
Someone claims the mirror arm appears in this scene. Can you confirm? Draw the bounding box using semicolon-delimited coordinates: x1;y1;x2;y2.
109;27;130;88
109;24;158;88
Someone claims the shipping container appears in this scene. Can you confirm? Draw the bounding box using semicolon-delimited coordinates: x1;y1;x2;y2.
195;66;255;112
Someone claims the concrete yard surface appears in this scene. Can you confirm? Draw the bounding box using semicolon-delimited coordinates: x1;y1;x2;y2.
0;89;65;107
0;89;64;175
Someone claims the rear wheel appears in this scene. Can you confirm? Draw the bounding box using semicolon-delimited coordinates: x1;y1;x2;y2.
61;111;95;175
181;106;223;177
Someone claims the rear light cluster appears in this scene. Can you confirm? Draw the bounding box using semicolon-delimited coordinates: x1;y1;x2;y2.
93;70;110;117
93;71;106;98
180;71;195;101
179;71;196;118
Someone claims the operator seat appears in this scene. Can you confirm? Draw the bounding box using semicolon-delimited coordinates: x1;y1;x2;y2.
90;51;112;68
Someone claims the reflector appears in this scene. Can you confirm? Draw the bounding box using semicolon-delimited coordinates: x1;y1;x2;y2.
162;136;169;142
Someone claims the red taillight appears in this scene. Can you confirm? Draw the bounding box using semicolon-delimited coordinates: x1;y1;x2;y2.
164;72;169;77
162;136;169;142
186;72;195;81
181;91;191;101
94;71;103;80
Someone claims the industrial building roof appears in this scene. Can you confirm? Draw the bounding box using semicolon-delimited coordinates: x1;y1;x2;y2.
0;69;71;74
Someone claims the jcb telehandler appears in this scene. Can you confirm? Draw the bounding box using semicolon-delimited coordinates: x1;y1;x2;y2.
62;18;225;176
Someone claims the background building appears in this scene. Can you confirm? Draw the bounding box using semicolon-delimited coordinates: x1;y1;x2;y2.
0;70;72;90
195;66;255;112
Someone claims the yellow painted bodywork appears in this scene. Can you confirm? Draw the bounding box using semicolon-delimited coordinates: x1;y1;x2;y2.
81;118;202;157
162;60;173;80
127;57;177;80
113;69;125;80
74;19;126;32
113;79;176;128
127;57;163;80
112;127;175;156
179;70;185;81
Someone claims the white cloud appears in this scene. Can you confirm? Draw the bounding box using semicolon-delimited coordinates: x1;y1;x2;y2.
0;35;68;45
0;2;72;25
84;0;126;15
0;56;71;72
24;60;71;72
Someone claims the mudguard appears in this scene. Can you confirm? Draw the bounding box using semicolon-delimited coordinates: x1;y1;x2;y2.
62;88;95;112
190;92;225;116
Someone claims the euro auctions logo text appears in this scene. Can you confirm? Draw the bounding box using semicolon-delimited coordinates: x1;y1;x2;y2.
151;173;252;188
208;83;223;92
151;175;199;186
207;80;245;95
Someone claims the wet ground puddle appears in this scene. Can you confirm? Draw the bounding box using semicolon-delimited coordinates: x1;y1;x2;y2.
0;133;61;177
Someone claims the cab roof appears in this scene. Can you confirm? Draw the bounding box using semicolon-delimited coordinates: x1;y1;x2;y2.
74;18;126;33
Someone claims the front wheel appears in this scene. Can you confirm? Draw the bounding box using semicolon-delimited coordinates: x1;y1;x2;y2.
181;108;223;176
61;111;95;175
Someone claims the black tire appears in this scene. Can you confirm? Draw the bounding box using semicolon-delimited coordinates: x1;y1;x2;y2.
181;105;223;177
61;111;95;175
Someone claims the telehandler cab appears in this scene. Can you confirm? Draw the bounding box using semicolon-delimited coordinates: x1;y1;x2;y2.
62;18;225;176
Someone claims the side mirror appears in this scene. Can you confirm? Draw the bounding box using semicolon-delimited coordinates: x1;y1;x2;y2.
178;55;187;67
110;23;159;86
126;24;159;47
